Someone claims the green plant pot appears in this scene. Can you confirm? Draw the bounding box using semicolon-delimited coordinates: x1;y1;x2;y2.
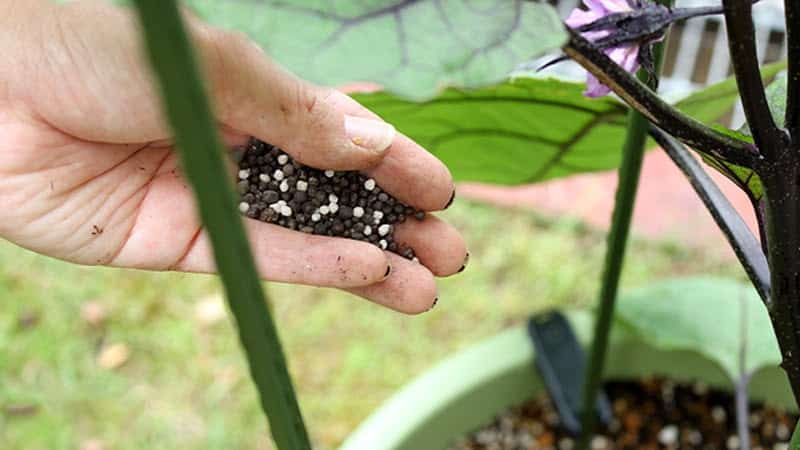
339;310;794;450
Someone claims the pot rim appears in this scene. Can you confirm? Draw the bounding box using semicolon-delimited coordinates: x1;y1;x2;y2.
340;310;793;450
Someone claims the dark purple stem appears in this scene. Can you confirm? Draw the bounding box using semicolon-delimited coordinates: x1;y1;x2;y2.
652;127;770;303
722;0;787;158
563;31;759;168
785;0;800;137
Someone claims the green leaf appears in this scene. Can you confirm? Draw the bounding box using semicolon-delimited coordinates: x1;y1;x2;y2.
702;154;763;201
355;77;629;184
765;71;788;127
672;63;787;203
615;277;780;380
675;60;787;124
183;0;568;100
131;1;311;449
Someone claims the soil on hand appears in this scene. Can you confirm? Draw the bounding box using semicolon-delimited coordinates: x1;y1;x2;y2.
450;378;797;450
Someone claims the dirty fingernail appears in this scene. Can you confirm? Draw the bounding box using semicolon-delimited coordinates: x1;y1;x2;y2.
384;264;393;280
345;116;395;153
458;252;470;273
444;190;456;209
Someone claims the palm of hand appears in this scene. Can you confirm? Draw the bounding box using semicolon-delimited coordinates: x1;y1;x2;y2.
0;111;196;269
0;0;466;313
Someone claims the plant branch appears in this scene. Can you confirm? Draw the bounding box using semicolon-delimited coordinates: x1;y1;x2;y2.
130;1;312;449
563;31;759;168
759;164;800;406
651;127;771;304
574;17;671;447
575;103;650;450
785;0;800;137
722;0;786;158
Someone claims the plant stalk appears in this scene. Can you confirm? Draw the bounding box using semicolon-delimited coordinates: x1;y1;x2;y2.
130;1;312;449
574;108;649;450
784;0;800;138
652;127;771;303
575;4;674;445
575;58;667;450
722;0;786;158
563;32;758;168
761;161;800;406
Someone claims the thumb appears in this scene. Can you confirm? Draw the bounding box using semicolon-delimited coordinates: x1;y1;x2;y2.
194;27;395;170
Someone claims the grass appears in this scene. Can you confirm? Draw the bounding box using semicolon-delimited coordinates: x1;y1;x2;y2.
0;200;743;450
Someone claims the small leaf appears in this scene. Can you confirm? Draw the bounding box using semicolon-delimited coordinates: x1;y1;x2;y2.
764;71;788;127
738;71;787;137
701;155;763;201
671;64;787;203
184;0;568;100
615;277;781;380
355;77;629;184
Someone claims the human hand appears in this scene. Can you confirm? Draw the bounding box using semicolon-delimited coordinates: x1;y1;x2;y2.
0;0;467;313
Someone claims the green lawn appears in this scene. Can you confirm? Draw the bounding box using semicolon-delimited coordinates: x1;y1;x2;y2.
0;200;742;450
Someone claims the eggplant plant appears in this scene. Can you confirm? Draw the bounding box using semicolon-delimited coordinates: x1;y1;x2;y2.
129;0;799;448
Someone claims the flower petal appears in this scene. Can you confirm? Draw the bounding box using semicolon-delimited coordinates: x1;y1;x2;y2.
565;8;601;28
607;45;640;73
584;0;632;14
584;74;611;98
604;0;634;13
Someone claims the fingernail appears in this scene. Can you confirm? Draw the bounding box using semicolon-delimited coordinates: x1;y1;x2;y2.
458;252;470;273
383;264;393;280
345;116;395;154
444;190;456;209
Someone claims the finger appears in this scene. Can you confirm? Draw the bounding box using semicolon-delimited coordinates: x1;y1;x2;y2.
347;253;438;314
173;219;392;288
326;91;456;211
189;24;396;171
393;214;468;277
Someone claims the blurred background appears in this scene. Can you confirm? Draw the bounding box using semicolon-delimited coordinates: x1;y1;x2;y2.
0;0;788;449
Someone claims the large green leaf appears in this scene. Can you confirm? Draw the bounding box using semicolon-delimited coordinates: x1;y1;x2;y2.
356;77;629;184
350;62;788;185
183;0;567;100
615;277;780;380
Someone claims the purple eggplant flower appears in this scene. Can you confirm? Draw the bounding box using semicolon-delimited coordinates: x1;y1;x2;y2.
566;0;641;97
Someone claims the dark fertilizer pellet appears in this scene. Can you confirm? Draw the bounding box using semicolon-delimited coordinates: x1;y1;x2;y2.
237;139;423;260
449;378;798;450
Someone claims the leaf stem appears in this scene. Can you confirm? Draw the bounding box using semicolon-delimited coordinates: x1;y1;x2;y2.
760;163;800;413
785;0;800;137
575;107;649;450
130;1;312;449
563;31;760;168
574;19;672;445
722;0;787;158
651;127;771;304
